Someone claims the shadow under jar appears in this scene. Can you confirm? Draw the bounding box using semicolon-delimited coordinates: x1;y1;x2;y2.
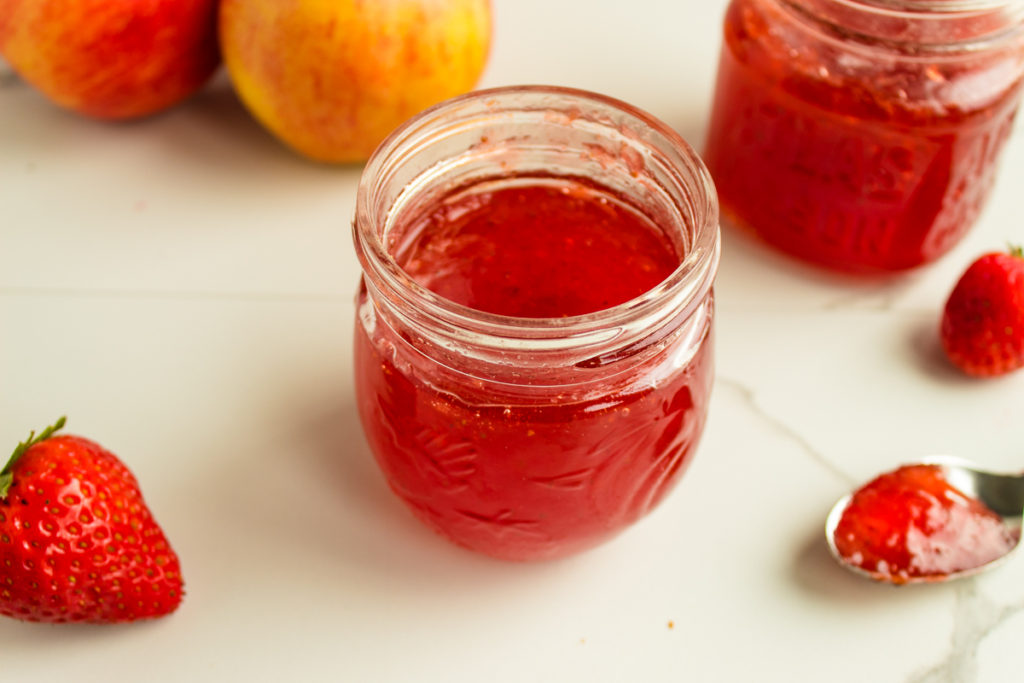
704;0;1024;272
352;86;720;561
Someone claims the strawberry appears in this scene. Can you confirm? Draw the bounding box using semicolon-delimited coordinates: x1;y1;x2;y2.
940;247;1024;377
0;417;183;623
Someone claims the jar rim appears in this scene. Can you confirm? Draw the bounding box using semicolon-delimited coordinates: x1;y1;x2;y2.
780;0;1024;52
851;0;1023;13
353;85;720;349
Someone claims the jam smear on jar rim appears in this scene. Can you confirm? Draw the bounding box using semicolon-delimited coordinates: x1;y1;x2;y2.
832;464;1017;584
703;0;1024;272
355;177;714;561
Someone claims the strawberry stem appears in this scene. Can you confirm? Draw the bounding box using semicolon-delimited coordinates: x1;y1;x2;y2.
0;416;66;499
1009;244;1023;259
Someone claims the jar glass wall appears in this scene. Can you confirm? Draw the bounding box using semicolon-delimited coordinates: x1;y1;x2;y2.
352;86;720;561
704;0;1024;272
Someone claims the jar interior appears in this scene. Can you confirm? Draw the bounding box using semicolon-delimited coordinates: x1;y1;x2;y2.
366;93;711;298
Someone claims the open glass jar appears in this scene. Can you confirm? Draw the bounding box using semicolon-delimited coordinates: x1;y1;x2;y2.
352;86;720;561
704;0;1024;272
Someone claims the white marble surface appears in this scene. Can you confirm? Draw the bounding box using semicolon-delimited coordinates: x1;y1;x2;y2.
2;1;1024;681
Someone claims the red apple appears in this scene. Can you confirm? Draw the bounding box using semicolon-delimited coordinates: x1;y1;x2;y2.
0;0;220;120
219;0;492;163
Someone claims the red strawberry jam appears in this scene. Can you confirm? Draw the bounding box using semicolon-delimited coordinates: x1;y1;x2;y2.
354;178;714;561
704;0;1024;271
832;464;1016;583
395;182;681;317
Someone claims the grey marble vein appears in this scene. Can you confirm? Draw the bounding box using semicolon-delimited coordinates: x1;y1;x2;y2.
717;375;856;485
819;283;909;312
907;581;1024;683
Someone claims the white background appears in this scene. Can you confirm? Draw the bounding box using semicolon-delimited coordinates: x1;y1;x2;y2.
3;1;1024;681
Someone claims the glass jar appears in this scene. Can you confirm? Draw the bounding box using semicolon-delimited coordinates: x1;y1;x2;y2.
352;86;720;561
704;0;1024;272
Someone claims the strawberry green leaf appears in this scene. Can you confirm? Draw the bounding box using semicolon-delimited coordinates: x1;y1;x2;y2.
0;416;66;499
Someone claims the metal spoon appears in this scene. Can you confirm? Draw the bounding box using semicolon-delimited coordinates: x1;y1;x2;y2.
825;456;1024;584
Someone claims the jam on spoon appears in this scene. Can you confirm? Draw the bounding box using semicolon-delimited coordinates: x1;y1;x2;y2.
826;459;1022;584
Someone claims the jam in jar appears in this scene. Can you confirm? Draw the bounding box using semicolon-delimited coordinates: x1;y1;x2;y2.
704;0;1024;272
352;86;720;561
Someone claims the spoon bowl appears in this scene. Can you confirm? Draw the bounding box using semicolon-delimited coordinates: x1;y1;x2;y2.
826;456;1024;584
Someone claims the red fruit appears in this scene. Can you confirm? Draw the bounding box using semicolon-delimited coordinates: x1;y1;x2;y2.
940;247;1024;377
0;418;183;623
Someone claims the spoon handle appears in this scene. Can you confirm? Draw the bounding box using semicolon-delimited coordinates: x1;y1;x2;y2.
929;457;1024;519
966;470;1024;518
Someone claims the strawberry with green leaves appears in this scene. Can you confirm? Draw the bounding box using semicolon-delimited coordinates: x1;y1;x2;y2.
941;247;1024;378
0;417;183;623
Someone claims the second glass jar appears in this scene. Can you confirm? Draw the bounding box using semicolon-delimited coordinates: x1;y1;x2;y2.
704;0;1024;272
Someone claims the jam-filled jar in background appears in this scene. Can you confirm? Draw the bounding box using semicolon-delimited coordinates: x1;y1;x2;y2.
704;0;1024;272
352;86;720;561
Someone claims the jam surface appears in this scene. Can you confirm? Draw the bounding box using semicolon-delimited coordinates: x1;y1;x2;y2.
704;0;1024;271
832;464;1016;583
355;179;713;561
394;182;680;317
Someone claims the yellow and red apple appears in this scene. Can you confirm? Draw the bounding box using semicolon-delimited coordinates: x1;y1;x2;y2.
219;0;492;163
0;0;220;120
